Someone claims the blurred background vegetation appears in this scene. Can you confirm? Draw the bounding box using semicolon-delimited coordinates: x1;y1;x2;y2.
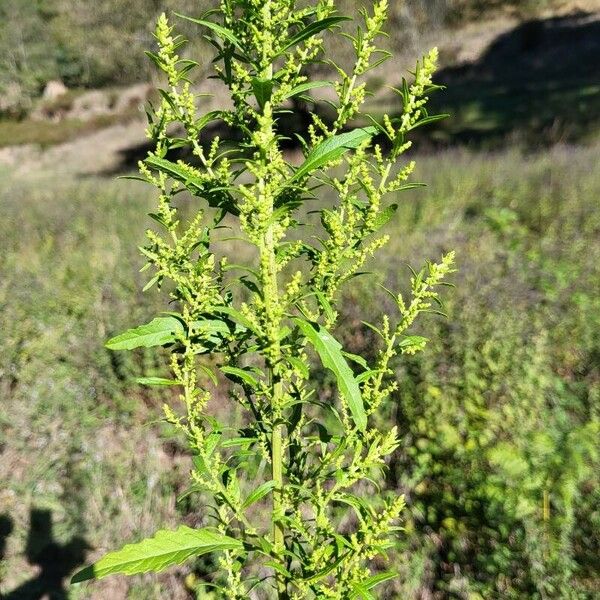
1;0;599;598
0;0;564;112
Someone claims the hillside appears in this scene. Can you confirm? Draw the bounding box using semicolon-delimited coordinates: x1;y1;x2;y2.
2;0;580;116
1;2;599;171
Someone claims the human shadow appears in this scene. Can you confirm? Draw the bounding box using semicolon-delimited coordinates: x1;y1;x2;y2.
1;509;89;600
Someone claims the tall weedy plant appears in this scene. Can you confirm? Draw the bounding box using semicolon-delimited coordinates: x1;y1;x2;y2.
72;1;454;597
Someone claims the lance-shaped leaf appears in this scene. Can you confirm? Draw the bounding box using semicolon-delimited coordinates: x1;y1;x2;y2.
279;16;350;54
220;366;260;389
280;81;331;101
292;127;377;183
136;377;179;386
241;480;276;510
71;526;243;582
293;318;366;431
209;306;258;334
371;203;398;232
349;572;398;599
191;319;232;340
106;317;184;351
398;335;428;353
175;14;246;52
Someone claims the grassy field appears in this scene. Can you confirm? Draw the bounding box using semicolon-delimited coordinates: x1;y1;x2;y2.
1;3;598;598
1;136;598;597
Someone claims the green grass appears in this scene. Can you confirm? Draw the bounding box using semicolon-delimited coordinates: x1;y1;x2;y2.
428;79;600;146
0;113;137;148
362;77;600;149
0;175;193;598
0;141;598;597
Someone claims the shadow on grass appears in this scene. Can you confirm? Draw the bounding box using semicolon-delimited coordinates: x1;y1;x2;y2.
423;11;600;147
99;11;600;175
0;509;89;600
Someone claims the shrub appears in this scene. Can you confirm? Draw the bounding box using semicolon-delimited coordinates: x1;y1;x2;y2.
70;1;453;597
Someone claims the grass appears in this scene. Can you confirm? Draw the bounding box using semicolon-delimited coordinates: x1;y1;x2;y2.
0;113;139;149
0;175;193;598
425;78;600;147
0;139;598;597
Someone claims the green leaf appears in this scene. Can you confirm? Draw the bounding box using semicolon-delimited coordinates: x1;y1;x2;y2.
220;366;260;388
333;492;372;518
341;351;368;369
264;560;293;578
287;355;310;379
356;369;378;384
398;335;428;349
210;306;258;334
269;194;304;224
315;290;336;322
106;317;184;351
194;109;223;132
394;182;426;193
409;113;449;131
144;50;163;70
349;572;398;599
293;318;367;431
350;585;376;600
191;319;232;337
316;423;333;443
136;377;179;387
175;14;244;49
361;320;384;339
371;203;398;231
280;16;350;54
220;437;256;449
144;155;202;186
144;156;238;215
292;127;377;182
71;526;242;582
199;365;218;385
281;81;331;101
142;275;160;292
251;77;274;109
241;480;276;510
158;88;180;116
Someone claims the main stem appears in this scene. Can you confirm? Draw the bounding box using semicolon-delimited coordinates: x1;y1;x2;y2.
259;96;287;600
264;233;287;599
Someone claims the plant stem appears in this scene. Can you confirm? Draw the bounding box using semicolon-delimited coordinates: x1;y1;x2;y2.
259;21;287;594
260;115;287;600
264;243;287;599
256;153;287;594
266;238;287;598
271;375;286;572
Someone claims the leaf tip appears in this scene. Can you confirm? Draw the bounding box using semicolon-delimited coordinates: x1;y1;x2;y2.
71;565;95;584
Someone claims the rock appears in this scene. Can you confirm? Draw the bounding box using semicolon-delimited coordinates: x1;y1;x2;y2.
42;80;68;101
